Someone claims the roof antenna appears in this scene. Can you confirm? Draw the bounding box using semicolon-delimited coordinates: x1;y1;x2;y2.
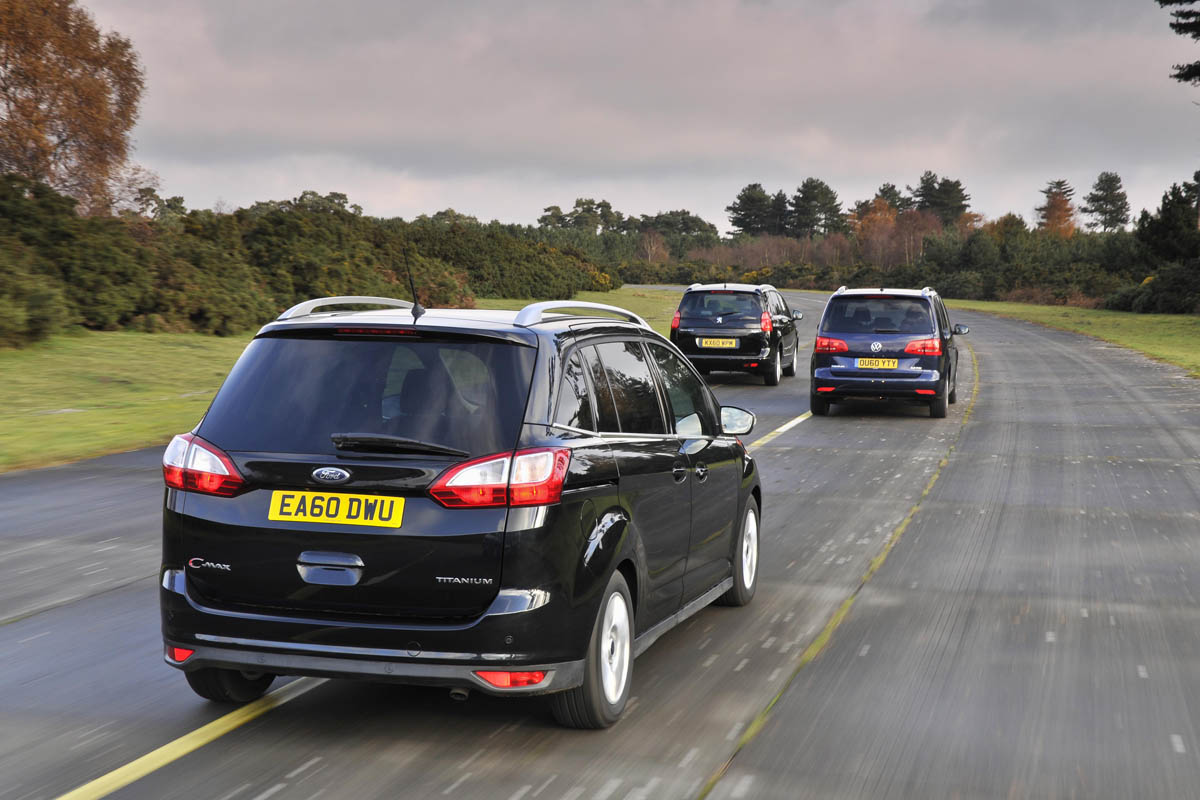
404;247;426;323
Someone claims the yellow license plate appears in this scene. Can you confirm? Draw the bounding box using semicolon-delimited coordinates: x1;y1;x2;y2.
700;338;737;349
856;358;898;369
268;491;404;528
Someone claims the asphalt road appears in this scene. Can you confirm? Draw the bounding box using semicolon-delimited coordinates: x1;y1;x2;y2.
1;291;1197;800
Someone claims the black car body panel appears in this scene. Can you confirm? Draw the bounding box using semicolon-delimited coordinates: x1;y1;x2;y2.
161;301;761;702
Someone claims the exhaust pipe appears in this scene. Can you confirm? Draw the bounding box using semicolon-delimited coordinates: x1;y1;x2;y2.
449;687;470;702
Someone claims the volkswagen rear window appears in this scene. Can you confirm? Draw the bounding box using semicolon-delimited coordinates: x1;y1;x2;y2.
198;335;535;457
820;297;934;334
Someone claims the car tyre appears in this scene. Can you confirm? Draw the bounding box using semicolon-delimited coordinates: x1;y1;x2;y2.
185;667;274;704
810;393;829;416
764;348;781;386
550;571;633;729
930;391;948;418
782;345;798;377
717;500;759;607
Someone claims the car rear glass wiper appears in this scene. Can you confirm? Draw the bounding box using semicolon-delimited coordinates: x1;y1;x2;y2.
873;327;900;333
330;433;469;458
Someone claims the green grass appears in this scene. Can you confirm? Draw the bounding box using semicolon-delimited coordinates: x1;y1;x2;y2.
945;299;1200;378
0;289;682;473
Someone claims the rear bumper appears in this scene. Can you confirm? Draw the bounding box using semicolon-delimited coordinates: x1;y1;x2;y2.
680;349;772;371
811;367;943;399
160;568;587;696
163;638;584;696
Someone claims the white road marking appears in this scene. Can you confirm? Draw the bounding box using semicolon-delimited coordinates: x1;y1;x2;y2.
442;773;473;795
1138;665;1149;679
698;637;712;650
1172;735;1186;754
761;637;776;649
858;645;871;657
1080;608;1089;618
251;784;287;800
459;749;486;768
508;786;531;800
532;775;557;796
594;778;622;800
215;784;251;800
731;775;756;798
286;757;323;779
768;668;782;683
627;778;661;800
1045;631;1057;643
727;722;744;742
1110;615;1117;627
679;748;700;768
561;788;585;800
18;631;49;644
702;654;718;668
734;658;749;672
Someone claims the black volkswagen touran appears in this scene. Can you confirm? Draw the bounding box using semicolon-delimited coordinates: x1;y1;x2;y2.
669;283;802;385
809;286;968;418
161;296;761;728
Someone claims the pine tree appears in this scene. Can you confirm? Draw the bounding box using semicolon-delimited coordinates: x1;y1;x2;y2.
1156;1;1200;84
1080;172;1131;231
908;172;969;226
1036;180;1077;237
726;183;773;236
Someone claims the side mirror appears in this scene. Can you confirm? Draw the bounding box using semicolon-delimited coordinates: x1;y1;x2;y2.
953;324;969;335
792;311;803;320
721;406;756;436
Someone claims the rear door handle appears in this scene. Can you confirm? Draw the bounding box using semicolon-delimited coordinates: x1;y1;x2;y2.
695;463;709;482
672;463;688;483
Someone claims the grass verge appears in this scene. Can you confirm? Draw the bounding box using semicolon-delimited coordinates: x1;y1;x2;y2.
945;300;1200;378
0;289;681;473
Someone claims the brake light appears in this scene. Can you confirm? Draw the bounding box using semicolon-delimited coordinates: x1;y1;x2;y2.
904;338;942;356
760;311;772;333
163;433;245;497
915;389;936;395
430;448;571;508
814;336;848;353
335;327;417;335
671;310;680;330
475;670;547;688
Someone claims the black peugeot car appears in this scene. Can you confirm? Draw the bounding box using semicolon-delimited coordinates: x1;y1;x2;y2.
669;283;802;385
809;286;968;418
161;296;761;728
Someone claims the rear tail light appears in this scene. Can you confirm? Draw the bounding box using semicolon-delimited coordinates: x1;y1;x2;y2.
915;389;936;395
814;336;848;353
475;670;546;688
168;646;195;662
430;448;571;508
671;310;681;330
163;433;245;497
904;338;942;355
816;387;835;392
760;311;773;333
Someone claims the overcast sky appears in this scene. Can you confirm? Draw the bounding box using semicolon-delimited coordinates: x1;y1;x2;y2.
88;0;1200;232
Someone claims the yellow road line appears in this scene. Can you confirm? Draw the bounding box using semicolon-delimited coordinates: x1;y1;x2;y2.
749;411;812;449
55;677;326;800
699;342;981;798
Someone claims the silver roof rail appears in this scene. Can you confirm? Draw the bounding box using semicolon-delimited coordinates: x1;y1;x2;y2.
834;285;848;295
514;301;649;329
277;296;414;320
758;284;774;292
687;282;703;290
920;286;935;296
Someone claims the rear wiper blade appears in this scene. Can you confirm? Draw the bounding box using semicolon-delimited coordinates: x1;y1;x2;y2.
873;328;900;333
330;433;468;458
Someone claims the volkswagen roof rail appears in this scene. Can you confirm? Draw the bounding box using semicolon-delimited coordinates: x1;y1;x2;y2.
514;301;650;329
277;296;415;320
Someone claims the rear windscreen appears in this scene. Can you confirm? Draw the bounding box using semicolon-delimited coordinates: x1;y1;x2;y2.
679;291;762;319
820;297;934;334
198;335;535;457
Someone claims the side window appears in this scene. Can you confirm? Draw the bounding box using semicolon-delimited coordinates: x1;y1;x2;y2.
767;292;782;316
581;346;620;432
594;341;666;435
553;352;594;431
935;300;950;333
775;292;792;317
648;344;714;437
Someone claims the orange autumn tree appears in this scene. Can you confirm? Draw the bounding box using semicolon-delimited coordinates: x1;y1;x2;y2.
1036;179;1077;238
0;0;145;214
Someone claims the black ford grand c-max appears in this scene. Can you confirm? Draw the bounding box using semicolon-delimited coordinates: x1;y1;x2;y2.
161;296;761;728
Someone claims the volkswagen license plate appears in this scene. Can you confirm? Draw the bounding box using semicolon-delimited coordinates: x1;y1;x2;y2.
856;358;898;369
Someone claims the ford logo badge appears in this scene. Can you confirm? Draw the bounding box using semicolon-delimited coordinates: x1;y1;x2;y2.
312;467;351;484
